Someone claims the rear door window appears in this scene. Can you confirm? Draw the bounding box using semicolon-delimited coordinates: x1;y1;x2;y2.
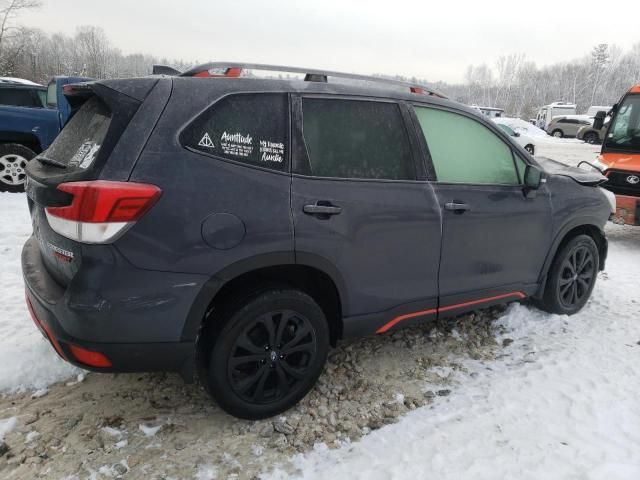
301;98;415;180
45;96;112;168
414;106;519;185
181;93;288;171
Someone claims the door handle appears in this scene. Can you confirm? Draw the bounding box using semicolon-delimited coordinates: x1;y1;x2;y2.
303;202;342;216
444;202;471;213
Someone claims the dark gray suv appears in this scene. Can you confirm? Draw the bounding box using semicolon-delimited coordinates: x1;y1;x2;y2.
23;63;612;419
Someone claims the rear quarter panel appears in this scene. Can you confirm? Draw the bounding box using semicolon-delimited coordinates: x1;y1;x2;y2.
118;79;294;276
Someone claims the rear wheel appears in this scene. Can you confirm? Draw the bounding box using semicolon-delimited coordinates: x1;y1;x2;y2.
583;132;599;144
551;129;564;138
539;235;599;315
204;288;329;419
0;143;36;193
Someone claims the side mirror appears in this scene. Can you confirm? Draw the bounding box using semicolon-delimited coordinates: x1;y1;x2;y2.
514;132;521;137
524;164;544;191
593;111;606;130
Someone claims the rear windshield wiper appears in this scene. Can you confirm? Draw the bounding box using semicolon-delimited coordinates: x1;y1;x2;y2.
37;156;67;169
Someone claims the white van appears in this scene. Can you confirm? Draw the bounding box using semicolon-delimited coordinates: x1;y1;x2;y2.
585;106;612;117
535;102;577;130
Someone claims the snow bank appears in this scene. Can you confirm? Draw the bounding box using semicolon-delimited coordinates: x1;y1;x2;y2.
265;224;640;480
0;193;79;393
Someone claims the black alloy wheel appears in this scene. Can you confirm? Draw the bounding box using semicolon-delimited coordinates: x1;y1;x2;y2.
557;245;595;309
204;288;329;419
228;309;317;404
538;234;599;315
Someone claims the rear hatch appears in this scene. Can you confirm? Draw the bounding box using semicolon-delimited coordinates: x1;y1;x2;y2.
25;78;167;288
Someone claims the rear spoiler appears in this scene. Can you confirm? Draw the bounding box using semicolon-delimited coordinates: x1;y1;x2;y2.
152;65;182;76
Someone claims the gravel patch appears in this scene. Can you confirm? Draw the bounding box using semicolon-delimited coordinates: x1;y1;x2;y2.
0;306;508;479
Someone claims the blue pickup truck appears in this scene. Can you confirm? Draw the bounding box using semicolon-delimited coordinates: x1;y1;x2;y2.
0;76;90;192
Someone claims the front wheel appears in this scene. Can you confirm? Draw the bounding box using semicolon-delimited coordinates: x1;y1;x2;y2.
538;235;599;315
0;143;36;193
204;288;329;419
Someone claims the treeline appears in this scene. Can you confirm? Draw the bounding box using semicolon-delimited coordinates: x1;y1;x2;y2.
1;22;639;121
432;44;640;119
0;25;192;83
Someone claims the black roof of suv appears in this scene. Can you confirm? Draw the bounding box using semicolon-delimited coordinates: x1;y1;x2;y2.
23;63;611;419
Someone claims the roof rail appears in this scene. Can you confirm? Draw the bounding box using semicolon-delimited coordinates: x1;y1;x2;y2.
179;62;447;98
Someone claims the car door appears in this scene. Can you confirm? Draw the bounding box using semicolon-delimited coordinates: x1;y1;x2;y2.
411;104;552;312
291;95;442;335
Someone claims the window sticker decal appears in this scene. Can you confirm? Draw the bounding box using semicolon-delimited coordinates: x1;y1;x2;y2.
69;140;101;169
259;139;285;163
198;132;215;148
220;131;253;158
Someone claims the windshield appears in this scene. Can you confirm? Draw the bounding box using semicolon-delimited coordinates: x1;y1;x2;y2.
605;95;640;152
497;124;516;136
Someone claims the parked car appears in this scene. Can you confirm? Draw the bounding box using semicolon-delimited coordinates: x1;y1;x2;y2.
546;115;593;138
495;122;536;154
23;63;613;419
0;76;90;192
577;119;609;144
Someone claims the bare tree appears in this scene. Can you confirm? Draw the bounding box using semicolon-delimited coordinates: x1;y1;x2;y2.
0;0;41;58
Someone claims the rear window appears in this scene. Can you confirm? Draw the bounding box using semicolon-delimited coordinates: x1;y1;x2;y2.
45;96;111;168
181;93;288;171
0;88;40;107
46;82;57;107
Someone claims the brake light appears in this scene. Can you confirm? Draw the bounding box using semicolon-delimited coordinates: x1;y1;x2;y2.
45;181;161;244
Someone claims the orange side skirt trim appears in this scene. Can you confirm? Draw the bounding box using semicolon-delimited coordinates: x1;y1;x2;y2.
376;291;526;334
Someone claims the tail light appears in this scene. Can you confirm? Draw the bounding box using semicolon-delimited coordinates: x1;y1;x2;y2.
45;181;161;244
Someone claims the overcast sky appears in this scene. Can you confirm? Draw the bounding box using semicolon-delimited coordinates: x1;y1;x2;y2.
22;0;640;83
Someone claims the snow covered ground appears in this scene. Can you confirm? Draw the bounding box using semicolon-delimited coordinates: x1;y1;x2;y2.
535;137;601;168
266;225;640;480
0;193;79;393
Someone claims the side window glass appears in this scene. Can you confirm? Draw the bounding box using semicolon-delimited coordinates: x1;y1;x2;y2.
301;98;415;180
0;89;38;107
181;93;288;171
414;106;519;185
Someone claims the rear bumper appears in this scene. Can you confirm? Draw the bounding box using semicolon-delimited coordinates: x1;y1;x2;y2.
22;235;205;375
613;194;640;226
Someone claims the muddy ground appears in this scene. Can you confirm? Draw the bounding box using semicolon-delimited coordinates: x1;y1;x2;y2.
0;307;511;479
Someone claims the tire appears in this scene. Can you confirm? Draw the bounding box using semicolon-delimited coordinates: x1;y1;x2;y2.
0;143;36;193
583;132;600;145
204;288;329;419
524;144;535;155
551;129;564;138
538;235;599;315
